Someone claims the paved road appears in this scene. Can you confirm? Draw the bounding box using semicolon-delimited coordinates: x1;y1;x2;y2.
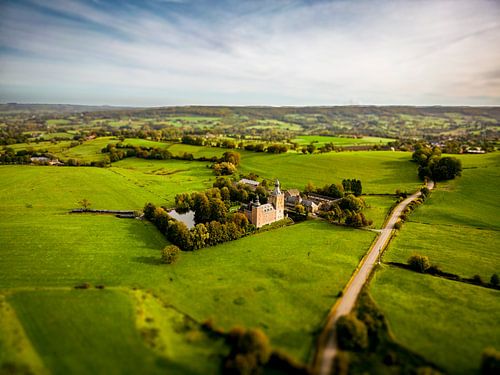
315;181;434;375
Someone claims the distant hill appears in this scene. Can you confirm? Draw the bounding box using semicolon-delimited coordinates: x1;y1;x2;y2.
0;103;136;114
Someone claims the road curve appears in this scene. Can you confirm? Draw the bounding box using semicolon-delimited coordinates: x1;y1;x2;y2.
314;180;435;375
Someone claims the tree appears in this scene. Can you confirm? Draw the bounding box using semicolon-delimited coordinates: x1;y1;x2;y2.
306;144;316;154
490;273;499;287
431;157;462;181
224;327;271;375
161;245;180;264
336;314;368;351
79;198;91;210
222;151;241;166
191;223;209;250
481;347;500;375
407;254;430;273
209;198;228;222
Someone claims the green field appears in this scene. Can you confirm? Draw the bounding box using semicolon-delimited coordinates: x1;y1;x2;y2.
370;152;500;374
0;160;381;370
371;268;500;374
239;150;421;194
292;135;394;147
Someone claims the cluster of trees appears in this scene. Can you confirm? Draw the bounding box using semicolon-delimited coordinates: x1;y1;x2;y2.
160;245;180;264
306;179;363;199
319;194;373;227
101;143;173;162
144;202;251;251
412;144;462;181
223;327;272;374
213;177;270;205
342;179;362;196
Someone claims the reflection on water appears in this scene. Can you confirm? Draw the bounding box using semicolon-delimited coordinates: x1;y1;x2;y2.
168;210;195;229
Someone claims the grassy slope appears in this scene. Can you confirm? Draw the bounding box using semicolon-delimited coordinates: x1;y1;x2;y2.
371;153;500;374
9;290;165;375
0;161;377;365
370;268;500;375
159;221;375;361
292;135;394;146
240;151;421;194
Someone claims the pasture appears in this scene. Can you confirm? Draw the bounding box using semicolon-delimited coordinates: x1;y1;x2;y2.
370;267;500;375
0;160;380;368
370;152;500;374
239;150;422;194
292;135;394;147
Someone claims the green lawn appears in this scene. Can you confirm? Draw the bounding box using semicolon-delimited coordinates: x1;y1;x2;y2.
166;143;226;158
370;267;500;375
8;290;165;375
239;151;421;194
370;152;500;374
0;162;378;367
292;135;394;147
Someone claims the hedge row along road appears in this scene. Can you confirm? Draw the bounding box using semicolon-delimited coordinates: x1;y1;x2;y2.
314;180;435;375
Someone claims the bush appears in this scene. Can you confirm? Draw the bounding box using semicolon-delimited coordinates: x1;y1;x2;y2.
74;282;91;289
490;274;499;287
481;347;500;375
472;274;484;285
161;245;180;264
224;327;271;374
407;254;430;273
336;313;368;351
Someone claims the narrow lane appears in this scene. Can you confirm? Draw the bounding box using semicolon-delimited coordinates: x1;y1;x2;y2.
315;181;434;375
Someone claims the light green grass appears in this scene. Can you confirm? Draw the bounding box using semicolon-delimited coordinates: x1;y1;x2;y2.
239;151;421;194
158;220;375;361
292;135;394;147
2;140;74;154
370;267;500;374
166;143;226;158
8;290;166;375
0;163;376;364
363;195;395;229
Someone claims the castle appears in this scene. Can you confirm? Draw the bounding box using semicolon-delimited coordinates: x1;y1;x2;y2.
244;179;285;228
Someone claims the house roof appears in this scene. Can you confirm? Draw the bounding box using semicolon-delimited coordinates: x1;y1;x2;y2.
302;200;318;208
239;178;260;187
286;189;300;196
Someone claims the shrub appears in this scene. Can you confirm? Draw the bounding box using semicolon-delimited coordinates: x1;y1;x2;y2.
394;220;402;230
336;313;368;351
161;245;180;264
224;327;271;374
481;347;500;375
472;274;484;285
74;282;91;289
490;274;499;287
407;254;430;273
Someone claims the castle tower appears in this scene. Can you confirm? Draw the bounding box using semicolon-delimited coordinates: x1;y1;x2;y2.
269;179;284;220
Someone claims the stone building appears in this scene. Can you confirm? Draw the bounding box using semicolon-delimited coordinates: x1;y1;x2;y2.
244;179;285;228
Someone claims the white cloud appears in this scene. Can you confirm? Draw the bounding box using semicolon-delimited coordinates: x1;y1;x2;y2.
0;0;499;105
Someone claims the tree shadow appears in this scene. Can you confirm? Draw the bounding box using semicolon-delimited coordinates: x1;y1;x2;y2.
133;256;162;265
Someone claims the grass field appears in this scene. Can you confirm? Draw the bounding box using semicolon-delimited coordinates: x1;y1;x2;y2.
370;268;500;374
370;152;500;374
239;151;421;194
292;135;394;147
0;161;379;368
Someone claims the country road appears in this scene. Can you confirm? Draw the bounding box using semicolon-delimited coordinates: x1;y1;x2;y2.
315;180;435;375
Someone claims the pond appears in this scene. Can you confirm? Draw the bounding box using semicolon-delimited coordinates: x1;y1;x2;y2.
168;210;195;229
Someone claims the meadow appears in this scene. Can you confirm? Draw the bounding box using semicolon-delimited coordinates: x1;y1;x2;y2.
291;135;394;147
370;152;500;374
370;268;500;375
0;157;384;371
239;150;421;194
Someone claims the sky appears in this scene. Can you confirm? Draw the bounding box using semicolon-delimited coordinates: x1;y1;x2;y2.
0;0;499;106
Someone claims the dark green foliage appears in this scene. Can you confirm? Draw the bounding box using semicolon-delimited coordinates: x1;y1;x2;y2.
407;254;431;273
161;245;180;264
222;151;241;166
339;194;365;212
431;157;462;181
481;347;500;375
490;274;499;286
345;212;372;227
342;179;362;196
336;313;369;351
223;327;271;375
472;274;484;285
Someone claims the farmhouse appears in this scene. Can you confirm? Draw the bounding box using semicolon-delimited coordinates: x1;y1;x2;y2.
285;189;301;204
244;179;285;228
238;178;260;191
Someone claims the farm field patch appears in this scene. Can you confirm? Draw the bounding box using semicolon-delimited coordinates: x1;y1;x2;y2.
370;267;500;375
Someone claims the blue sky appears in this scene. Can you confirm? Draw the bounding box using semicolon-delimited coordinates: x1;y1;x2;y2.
0;0;499;106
